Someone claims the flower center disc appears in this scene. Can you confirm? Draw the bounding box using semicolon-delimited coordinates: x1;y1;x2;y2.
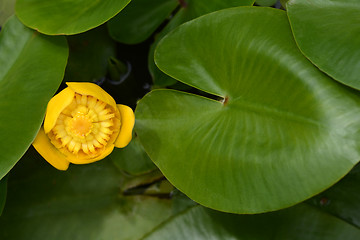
48;93;120;159
70;114;93;137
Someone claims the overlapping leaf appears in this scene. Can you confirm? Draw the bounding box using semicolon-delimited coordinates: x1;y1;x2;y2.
287;0;360;89
110;135;156;175
145;164;360;239
148;0;255;86
64;26;116;83
15;0;131;35
0;17;68;180
0;149;183;239
309;164;360;228
108;0;178;44
136;7;360;213
143;204;360;239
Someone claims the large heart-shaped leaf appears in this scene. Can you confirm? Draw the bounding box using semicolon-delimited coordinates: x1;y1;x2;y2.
15;0;131;35
108;0;178;44
143;204;360;239
287;0;360;90
0;17;68;180
135;7;360;213
148;0;255;86
0;148;185;239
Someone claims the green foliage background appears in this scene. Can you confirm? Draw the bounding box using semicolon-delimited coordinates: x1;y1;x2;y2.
1;0;360;238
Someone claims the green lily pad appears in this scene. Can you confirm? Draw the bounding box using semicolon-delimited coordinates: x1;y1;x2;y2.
148;0;255;87
144;165;360;239
143;204;360;239
136;7;360;213
0;148;188;239
108;0;178;44
0;16;68;180
110;134;156;176
15;0;131;35
287;0;360;90
64;25;116;83
309;164;360;227
0;176;7;216
255;0;278;6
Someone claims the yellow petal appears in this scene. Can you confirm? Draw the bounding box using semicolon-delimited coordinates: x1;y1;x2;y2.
32;127;70;170
114;104;135;148
44;87;75;133
67;144;115;164
66;82;117;109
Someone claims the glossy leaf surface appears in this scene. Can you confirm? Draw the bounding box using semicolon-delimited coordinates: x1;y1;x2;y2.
143;204;360;239
136;7;360;213
0;148;181;239
0;17;68;180
108;0;178;44
287;0;360;89
15;0;131;35
148;0;255;86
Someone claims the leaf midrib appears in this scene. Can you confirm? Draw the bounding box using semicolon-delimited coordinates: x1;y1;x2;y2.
229;97;326;129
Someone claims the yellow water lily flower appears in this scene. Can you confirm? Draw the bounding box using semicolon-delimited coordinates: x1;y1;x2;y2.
33;82;135;170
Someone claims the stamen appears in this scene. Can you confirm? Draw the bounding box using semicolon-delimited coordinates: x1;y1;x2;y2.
80;95;87;105
87;97;97;109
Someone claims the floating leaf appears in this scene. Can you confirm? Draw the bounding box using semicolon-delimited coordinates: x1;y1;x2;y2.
108;0;178;44
0;16;68;180
15;0;131;35
64;25;116;83
136;7;360;213
0;148;187;239
287;0;360;89
255;0;278;6
148;0;255;87
143;204;360;239
309;164;360;228
110;135;156;175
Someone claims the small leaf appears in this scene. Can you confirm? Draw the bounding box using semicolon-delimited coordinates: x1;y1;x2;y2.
15;0;131;35
143;204;360;239
0;16;68;180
